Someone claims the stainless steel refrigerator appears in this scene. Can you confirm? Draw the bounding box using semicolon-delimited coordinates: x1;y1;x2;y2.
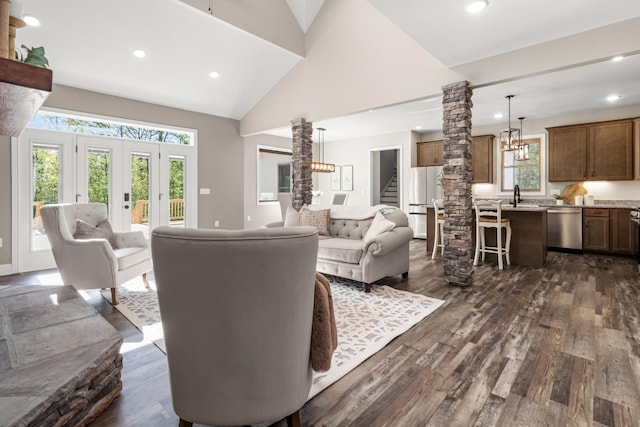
408;166;443;239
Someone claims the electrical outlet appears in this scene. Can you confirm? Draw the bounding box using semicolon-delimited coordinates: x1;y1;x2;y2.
214;220;219;228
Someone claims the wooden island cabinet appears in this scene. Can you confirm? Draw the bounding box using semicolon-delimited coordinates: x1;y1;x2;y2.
426;205;547;267
548;119;633;182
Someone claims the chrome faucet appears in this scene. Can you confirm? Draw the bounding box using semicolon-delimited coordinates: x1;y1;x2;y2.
513;184;522;207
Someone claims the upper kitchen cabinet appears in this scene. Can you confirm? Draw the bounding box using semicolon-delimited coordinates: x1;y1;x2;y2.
417;140;443;167
471;134;494;183
548;125;587;181
548;119;633;182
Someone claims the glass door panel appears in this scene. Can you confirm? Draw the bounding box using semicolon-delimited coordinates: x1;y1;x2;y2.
87;148;111;205
125;141;159;238
168;155;185;228
130;152;152;238
76;137;123;230
31;144;61;251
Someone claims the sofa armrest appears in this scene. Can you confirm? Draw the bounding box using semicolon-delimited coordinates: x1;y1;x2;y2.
264;221;284;228
365;227;413;256
112;230;148;248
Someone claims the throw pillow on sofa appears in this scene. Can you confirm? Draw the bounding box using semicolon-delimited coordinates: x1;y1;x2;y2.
284;205;301;226
300;207;331;236
364;211;396;242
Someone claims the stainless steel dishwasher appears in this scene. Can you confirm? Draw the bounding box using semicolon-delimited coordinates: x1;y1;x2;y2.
547;207;583;250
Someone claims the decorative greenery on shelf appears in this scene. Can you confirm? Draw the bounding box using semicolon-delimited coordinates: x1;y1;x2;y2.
15;45;50;68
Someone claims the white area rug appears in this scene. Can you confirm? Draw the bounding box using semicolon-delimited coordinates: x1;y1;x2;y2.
102;276;445;400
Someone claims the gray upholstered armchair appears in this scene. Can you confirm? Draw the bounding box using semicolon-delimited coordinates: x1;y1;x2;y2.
40;203;152;305
151;226;319;427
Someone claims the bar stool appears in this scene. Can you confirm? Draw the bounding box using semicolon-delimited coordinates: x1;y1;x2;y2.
431;199;445;259
473;200;511;269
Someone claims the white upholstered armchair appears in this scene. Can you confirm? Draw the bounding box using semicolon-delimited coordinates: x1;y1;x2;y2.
40;203;152;305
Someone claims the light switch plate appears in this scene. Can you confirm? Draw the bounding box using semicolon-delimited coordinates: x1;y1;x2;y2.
200;188;211;195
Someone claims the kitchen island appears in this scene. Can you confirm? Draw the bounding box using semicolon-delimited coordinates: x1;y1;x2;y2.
427;205;548;267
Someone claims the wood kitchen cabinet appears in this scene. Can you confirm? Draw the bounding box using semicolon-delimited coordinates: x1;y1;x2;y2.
583;208;634;254
548;119;633;182
471;134;494;183
583;209;609;251
611;209;634;254
417;140;443;166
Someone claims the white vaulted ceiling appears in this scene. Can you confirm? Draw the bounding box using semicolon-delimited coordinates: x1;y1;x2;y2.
15;0;640;139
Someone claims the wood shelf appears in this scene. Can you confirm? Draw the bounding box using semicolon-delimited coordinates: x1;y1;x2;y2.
0;57;52;137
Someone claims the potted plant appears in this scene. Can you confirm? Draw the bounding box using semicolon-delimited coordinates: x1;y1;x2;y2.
552;194;565;205
15;45;49;68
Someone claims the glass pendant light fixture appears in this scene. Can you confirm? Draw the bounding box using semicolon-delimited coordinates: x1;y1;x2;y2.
516;117;529;160
514;117;529;161
311;127;336;173
499;95;520;152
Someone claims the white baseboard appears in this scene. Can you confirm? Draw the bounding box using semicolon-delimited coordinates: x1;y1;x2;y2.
0;264;15;276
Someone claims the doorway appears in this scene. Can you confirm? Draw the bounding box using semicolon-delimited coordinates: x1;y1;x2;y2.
370;146;401;207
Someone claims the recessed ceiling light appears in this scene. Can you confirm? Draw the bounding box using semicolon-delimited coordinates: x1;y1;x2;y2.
465;1;488;14
494;113;504;119
415;125;423;130
23;14;40;27
606;94;621;102
132;49;146;58
611;56;624;62
209;71;220;79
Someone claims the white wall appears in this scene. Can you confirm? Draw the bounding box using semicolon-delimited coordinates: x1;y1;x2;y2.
422;104;640;201
317;131;414;211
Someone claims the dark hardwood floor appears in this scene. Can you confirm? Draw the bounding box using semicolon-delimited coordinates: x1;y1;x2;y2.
6;241;640;426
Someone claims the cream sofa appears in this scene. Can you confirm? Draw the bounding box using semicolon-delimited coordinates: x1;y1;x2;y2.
267;205;413;292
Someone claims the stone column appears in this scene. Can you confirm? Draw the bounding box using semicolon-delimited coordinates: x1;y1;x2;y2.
291;118;313;210
441;81;474;287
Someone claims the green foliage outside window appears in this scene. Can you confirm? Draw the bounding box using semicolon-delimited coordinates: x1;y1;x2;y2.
502;140;541;192
33;146;60;205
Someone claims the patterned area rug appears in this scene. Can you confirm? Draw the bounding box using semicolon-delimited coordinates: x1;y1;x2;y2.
102;276;445;400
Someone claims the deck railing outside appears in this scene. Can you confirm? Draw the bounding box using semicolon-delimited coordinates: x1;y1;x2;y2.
131;199;184;224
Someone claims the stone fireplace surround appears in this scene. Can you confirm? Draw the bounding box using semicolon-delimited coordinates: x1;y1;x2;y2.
0;284;123;426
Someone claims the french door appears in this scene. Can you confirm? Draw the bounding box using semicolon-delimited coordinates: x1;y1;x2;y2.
15;130;196;272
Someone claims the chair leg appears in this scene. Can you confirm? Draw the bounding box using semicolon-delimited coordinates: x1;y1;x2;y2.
364;283;372;293
473;226;481;266
480;228;487;262
110;288;118;305
439;222;445;256
402;271;409;278
505;224;512;266
286;410;302;427
497;226;503;270
142;272;150;288
178;419;193;427
431;221;439;260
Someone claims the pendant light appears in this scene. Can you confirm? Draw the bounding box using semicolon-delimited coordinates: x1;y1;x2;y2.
499;95;520;152
514;117;529;161
311;127;335;173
